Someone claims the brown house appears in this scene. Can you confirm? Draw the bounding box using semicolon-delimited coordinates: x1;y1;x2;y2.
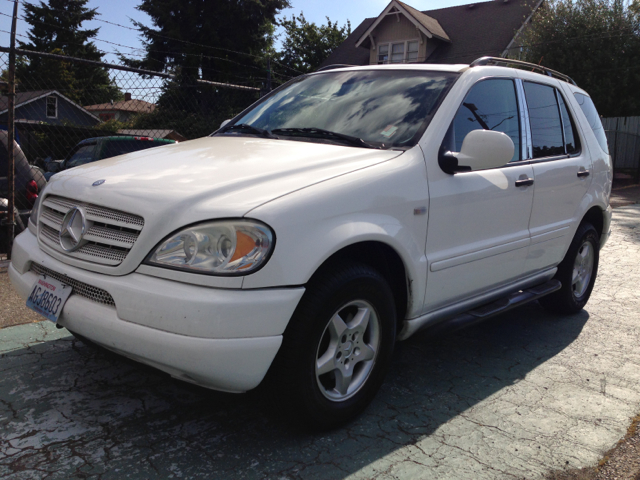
84;93;155;123
321;0;543;68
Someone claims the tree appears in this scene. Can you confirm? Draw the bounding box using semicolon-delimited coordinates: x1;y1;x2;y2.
275;13;351;76
127;0;290;86
518;0;640;117
16;0;121;106
122;0;289;137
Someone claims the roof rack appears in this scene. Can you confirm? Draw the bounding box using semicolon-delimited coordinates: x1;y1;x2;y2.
470;56;577;86
316;64;356;72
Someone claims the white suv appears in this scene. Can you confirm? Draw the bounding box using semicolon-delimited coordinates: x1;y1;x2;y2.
9;57;612;429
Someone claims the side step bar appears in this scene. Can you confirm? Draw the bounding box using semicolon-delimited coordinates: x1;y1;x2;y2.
425;279;562;335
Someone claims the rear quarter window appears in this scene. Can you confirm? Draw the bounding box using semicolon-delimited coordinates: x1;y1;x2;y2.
574;93;609;154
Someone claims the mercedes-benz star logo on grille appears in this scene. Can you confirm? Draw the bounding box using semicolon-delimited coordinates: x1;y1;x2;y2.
59;207;87;252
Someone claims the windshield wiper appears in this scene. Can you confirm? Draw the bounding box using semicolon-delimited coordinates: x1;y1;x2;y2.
271;128;381;149
218;124;278;139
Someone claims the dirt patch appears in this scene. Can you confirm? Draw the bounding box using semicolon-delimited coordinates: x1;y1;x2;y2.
545;414;640;480
0;269;42;329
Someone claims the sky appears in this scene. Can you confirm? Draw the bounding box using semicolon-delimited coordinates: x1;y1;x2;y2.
1;0;475;62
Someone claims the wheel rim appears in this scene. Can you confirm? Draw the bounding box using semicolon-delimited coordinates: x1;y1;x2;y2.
572;240;594;298
315;300;381;402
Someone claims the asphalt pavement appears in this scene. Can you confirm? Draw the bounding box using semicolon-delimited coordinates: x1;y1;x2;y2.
1;206;640;479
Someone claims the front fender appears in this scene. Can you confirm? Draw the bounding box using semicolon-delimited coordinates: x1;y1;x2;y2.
242;147;430;319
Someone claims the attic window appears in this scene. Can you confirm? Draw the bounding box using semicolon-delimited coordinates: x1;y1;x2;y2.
46;96;57;118
377;40;420;64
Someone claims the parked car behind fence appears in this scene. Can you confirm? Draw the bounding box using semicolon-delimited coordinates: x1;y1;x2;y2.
44;136;176;180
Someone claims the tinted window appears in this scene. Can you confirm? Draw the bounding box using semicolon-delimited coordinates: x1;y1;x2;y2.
446;78;520;163
557;94;580;154
232;70;457;149
523;82;564;158
65;143;97;168
101;140;163;159
574;93;609;154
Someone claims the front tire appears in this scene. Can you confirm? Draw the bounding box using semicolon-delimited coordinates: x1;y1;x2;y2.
266;263;397;430
539;222;599;314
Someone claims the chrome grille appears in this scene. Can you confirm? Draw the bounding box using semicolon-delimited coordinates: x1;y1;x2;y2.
38;195;144;266
30;264;116;306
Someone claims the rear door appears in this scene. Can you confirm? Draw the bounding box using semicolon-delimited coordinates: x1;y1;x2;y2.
517;76;592;273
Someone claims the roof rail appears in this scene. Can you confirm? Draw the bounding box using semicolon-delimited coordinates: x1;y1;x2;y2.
316;64;356;72
470;56;577;86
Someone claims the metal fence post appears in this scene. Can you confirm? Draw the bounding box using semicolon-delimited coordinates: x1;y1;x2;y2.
3;0;19;259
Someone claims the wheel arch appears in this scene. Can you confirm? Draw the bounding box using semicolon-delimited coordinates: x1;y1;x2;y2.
308;241;410;332
581;205;604;238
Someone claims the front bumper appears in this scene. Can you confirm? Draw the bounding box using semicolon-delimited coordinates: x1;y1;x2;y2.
9;229;305;392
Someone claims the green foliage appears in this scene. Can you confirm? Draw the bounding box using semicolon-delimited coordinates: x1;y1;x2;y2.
126;0;290;85
16;0;121;106
275;13;351;75
130;78;258;140
122;0;288;139
519;0;640;116
92;118;132;134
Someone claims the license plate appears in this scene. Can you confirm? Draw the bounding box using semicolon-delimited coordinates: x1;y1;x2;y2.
26;275;73;323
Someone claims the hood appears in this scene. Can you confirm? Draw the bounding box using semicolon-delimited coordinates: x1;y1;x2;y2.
45;136;402;249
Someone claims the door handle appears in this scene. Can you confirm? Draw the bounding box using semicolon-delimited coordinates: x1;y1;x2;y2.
515;178;534;187
577;170;590;178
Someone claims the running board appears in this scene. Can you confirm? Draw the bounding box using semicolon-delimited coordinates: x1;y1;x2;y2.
424;279;562;335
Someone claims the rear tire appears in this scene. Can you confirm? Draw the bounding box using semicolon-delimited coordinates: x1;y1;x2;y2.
539;222;599;314
265;263;397;430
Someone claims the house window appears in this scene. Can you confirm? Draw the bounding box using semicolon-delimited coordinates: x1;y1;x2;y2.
46;96;57;118
378;44;389;64
391;43;405;63
99;113;116;121
377;40;420;64
407;41;419;62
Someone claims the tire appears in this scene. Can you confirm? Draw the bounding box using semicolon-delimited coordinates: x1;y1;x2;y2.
539;222;599;314
266;263;397;430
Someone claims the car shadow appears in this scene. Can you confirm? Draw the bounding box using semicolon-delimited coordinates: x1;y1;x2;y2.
0;302;588;479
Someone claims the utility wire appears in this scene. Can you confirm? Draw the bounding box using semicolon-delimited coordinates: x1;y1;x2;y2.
2;0;305;75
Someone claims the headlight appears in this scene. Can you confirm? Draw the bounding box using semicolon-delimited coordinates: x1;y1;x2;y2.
145;220;275;275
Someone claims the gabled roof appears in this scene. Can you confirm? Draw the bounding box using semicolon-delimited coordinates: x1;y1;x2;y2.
0;89;101;122
323;0;541;68
84;99;155;114
355;0;450;49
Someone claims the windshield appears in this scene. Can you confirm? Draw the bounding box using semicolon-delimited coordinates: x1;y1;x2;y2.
225;70;457;149
65;143;97;168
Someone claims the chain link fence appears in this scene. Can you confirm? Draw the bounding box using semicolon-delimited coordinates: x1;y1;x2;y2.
1;48;265;256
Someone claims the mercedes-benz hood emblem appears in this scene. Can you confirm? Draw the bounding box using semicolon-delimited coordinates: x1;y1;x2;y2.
59;207;87;252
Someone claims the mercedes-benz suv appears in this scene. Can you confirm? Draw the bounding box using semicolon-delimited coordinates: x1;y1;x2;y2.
9;58;612;429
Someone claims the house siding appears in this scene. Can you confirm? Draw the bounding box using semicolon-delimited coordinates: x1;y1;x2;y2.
0;95;100;127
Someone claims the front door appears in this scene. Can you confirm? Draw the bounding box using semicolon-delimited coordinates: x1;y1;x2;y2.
424;77;534;311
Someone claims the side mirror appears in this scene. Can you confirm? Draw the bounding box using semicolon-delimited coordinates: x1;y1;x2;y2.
220;119;231;129
439;130;514;174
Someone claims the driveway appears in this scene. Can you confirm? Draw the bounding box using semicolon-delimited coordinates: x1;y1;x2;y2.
1;206;640;479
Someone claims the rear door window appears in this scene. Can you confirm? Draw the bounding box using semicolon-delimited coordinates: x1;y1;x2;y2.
523;82;565;158
523;82;582;158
